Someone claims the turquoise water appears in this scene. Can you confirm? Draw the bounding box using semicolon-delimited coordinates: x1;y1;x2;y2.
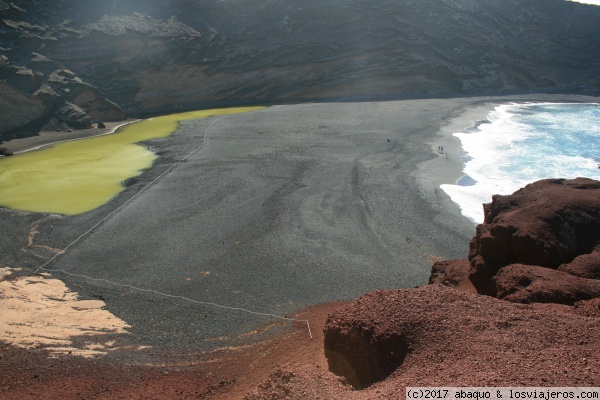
441;102;600;223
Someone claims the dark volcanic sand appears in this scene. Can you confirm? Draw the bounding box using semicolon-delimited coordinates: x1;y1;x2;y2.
1;94;598;398
3;99;480;353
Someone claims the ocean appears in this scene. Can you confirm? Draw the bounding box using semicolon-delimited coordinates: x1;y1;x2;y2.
441;102;600;224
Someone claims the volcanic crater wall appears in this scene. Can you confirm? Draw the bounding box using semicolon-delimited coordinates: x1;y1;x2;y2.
1;0;600;139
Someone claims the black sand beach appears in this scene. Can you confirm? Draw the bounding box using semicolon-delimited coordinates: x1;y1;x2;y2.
1;94;597;356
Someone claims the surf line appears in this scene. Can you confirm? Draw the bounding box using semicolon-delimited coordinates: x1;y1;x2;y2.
31;114;314;339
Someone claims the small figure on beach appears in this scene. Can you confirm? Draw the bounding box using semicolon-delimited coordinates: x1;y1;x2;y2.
438;145;444;154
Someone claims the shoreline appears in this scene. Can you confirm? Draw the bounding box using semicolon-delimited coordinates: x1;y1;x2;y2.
414;101;497;196
3;93;598;157
413;93;599;224
2;119;141;154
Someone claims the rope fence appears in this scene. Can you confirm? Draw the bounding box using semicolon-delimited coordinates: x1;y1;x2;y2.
30;115;313;339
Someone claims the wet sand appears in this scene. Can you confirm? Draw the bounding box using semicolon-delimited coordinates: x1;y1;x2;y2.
1;94;597;357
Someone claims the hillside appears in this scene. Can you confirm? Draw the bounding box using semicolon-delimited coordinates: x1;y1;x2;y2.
1;0;600;139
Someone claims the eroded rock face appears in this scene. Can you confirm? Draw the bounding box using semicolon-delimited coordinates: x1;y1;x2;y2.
2;0;600;138
428;259;475;293
0;82;46;135
469;178;600;296
324;290;411;389
321;285;600;392
53;102;93;130
558;249;600;279
432;178;600;305
0;52;125;140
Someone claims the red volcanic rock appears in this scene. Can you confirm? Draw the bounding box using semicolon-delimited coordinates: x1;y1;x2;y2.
468;178;600;296
247;285;599;399
321;285;600;390
246;365;348;400
428;259;476;293
558;248;600;279
573;298;600;318
494;264;600;305
323;290;412;389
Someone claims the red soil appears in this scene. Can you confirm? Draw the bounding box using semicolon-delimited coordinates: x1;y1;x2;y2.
0;302;346;400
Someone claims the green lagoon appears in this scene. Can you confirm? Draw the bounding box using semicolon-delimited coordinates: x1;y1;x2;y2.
0;106;264;215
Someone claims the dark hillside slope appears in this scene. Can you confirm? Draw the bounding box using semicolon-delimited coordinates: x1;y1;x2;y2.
1;0;599;138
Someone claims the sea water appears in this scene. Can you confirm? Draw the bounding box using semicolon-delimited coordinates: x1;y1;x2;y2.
0;106;264;215
441;102;600;224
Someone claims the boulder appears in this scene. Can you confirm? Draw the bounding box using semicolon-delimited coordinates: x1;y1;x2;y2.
0;146;13;156
494;264;600;305
55;102;93;129
428;259;476;293
558;249;600;279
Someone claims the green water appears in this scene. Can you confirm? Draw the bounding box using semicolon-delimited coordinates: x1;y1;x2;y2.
0;106;264;215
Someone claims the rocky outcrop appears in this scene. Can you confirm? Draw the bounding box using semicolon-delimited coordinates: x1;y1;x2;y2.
0;49;125;140
428;259;475;293
313;285;599;394
325;179;600;389
2;0;600;139
432;178;600;303
324;290;411;389
494;264;600;305
468;178;600;297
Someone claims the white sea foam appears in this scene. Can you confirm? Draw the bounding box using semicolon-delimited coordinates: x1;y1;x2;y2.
441;102;600;224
